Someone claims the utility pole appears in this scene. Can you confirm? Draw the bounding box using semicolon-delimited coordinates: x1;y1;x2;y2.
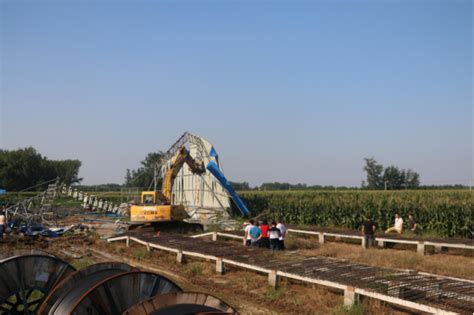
153;165;158;192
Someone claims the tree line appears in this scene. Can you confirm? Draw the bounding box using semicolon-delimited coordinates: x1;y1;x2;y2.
362;157;420;190
0;147;459;192
235;182;360;191
123;152;465;192
0;147;82;191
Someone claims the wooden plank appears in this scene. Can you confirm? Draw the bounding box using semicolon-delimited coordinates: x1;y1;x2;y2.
324;232;363;240
130;237;149;246
190;232;215;238
375;237;419;245
147;242;180;254
182;250;218;261
222;259;272;274
107;235;129;242
424;242;474;250
354;288;459;315
287;228;321;236
277;270;347;290
217;232;244;240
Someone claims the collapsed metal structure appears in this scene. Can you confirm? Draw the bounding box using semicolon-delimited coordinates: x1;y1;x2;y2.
4;132;246;228
3;180;127;227
0;252;236;315
158;132;236;224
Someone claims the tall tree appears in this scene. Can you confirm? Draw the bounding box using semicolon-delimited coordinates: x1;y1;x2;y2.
0;147;44;190
363;158;420;190
383;165;405;189
125;151;165;188
47;159;82;185
405;169;420;188
0;147;82;190
363;158;384;189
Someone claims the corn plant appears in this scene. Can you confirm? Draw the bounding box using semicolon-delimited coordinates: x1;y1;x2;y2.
239;190;473;237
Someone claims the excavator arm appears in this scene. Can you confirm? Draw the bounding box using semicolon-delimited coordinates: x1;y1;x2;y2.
161;147;205;203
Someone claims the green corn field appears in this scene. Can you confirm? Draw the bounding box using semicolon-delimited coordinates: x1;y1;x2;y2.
239;190;474;238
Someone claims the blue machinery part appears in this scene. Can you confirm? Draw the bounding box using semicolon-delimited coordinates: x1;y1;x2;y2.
206;161;250;216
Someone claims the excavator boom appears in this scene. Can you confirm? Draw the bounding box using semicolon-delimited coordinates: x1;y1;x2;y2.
161;147;205;203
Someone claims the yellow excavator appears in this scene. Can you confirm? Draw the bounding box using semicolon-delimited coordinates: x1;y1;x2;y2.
129;146;206;232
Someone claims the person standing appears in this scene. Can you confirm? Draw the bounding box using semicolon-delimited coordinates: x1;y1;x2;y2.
268;221;281;251
276;219;287;250
249;222;262;246
385;213;403;234
259;219;270;249
0;212;5;240
361;215;376;248
243;220;255;246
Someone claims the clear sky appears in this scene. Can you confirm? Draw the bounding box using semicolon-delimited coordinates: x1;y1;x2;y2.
1;0;472;187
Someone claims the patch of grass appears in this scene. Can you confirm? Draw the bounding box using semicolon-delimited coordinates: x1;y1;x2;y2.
189;262;203;275
394;253;423;268
286;235;319;250
264;285;283;302
331;303;365;315
71;256;94;270
291;295;303;306
131;247;150;260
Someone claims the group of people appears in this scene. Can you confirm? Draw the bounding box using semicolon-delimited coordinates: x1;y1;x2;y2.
243;219;287;250
361;213;418;247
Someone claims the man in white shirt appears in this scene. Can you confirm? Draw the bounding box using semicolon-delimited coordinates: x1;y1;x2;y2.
276;219;287;250
385;213;403;234
243;219;255;246
268;221;281;250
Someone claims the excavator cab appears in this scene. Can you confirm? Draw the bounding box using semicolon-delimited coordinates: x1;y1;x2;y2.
141;192;156;205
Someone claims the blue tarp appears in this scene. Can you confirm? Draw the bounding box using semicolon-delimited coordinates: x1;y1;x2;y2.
209;146;218;158
0;189;6;195
206;161;249;216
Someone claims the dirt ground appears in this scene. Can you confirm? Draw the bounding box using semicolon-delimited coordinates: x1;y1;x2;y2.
0;232;443;315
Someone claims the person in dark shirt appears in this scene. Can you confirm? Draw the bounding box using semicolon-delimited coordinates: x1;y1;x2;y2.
268;221;281;251
361;215;376;248
408;214;417;234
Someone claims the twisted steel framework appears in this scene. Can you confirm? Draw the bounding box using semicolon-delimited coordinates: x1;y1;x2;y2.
157;132;234;224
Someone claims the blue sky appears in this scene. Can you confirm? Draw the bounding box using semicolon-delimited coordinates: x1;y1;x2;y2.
1;0;472;186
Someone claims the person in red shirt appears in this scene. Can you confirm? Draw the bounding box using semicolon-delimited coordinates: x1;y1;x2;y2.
259;219;270;249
